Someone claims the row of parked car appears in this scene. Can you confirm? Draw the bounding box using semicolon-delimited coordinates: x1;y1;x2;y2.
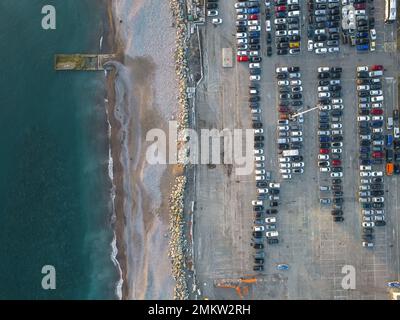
341;0;376;52
275;66;305;179
307;0;341;54
356;65;386;247
268;0;302;56
316;66;345;220
236;0;262;63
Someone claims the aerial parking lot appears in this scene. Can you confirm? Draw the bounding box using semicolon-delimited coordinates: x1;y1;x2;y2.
192;0;400;300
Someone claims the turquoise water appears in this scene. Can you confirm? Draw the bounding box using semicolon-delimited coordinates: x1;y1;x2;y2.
0;0;118;299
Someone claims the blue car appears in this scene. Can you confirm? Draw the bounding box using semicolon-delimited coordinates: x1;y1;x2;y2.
319;136;330;143
386;134;393;146
277;264;289;271
247;8;260;14
360;146;370;153
249;31;261;38
357;32;369;38
387;281;400;288
357;44;369;51
371;121;383;128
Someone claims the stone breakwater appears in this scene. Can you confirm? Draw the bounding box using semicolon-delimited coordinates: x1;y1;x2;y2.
168;0;193;300
168;176;188;300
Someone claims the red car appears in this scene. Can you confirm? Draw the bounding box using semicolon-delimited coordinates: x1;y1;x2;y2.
332;160;341;166
320;149;329;155
279;106;289;113
249;14;259;20
371;108;383;115
276;5;286;12
372;151;384;158
355;3;366;10
237;55;249;62
371;65;383;71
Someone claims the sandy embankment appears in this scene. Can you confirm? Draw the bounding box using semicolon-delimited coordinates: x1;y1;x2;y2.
110;0;179;299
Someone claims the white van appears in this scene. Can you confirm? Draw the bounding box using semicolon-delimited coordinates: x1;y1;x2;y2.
387;117;393;130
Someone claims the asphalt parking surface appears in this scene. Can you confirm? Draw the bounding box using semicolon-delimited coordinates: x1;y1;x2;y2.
192;0;400;300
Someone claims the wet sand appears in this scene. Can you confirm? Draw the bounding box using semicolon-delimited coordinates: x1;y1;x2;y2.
108;0;179;299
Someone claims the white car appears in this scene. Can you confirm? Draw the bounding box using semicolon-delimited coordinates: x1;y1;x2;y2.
330;80;341;85
370;29;377;40
278;125;289;131
249;51;259;56
370;90;383;96
255;169;266;175
279;157;290;163
288;0;299;4
360;171;371;177
276;67;288;73
358;116;370;121
320;167;331;172
314;42;324;48
288;30;300;36
247;20;260;26
357;85;370;91
257;188;269;194
282;174;292;179
318;67;330;73
371;171;383;177
250;75;261;81
332;104;344;110
320;105;331;110
249;25;261;32
315;29;326;35
237;50;247;56
331;172;343;178
207;10;219;17
291;131;302;136
360;165;372;171
274;18;286;24
265;217;276;223
280;168;291;174
318;86;329;92
275;30;287;36
331;148;342;153
371;96;384;102
331;123;342;129
371;103;383;108
319;92;331;98
278;80;289;86
315;48;328;54
211;18;222;25
357;66;369;72
249;63;261;69
279;163;291;168
331;98;343;104
372;116;384;121
362;242;374;248
288;10;300;17
291;86;303;92
331;130;343;135
269;182;281;188
290;80;302;86
308;40;314;51
236;32;247;39
328;47;340;53
254;149;263;155
292;162;304;168
372;197;384;203
252;200;263;206
253;226;265;232
266;231;279;238
318;154;329;160
254;129;264;135
266;20;271;31
255;156;265;162
236;14;248;20
237;38;248;45
362;222;375;228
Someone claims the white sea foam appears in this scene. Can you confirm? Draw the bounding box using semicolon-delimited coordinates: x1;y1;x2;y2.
105;99;123;300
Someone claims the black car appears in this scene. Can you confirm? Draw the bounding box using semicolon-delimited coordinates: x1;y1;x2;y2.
288;66;300;73
330;72;341;79
372;202;384;209
361;139;371;146
254;258;264;265
318;72;330;79
330;84;341;91
278;42;289;49
375;221;386;227
331;209;343;216
251;242;264;249
291;156;303;162
277;49;289;55
250;37;260;44
252;122;263;129
331;166;343;172
333;191;343;197
277;73;287;80
250;56;262;63
332;185;342;191
333;197;343;204
371;190;384;196
253;231;263;238
362;234;374;241
254;142;264;149
333;216;344;222
291;100;303;106
319;80;330;86
372;178;384;184
267;238;279;244
266;33;272;44
320;143;330;149
206;3;218;9
249;44;261;50
236;26;247;32
250;68;261;75
249;96;260;102
265;209;278;215
253;205;264;212
267;46;272;56
363;227;374;235
370;184;383;190
253;265;264;271
254;135;264;142
278;143;289;150
331;136;343;142
291;93;302;100
270;201;278;207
